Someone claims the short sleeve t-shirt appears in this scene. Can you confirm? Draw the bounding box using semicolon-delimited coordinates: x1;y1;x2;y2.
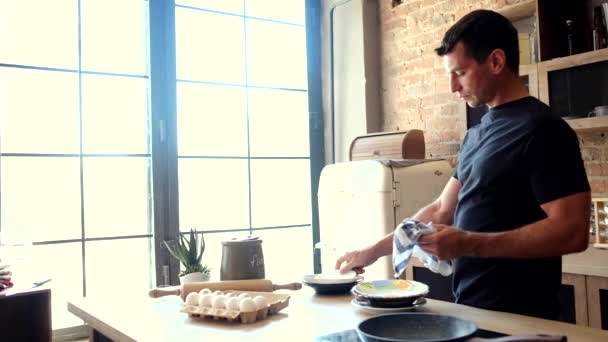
452;96;590;319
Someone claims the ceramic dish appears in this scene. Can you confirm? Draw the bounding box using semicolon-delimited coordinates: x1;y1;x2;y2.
304;281;361;295
302;272;361;285
303;274;363;295
350;297;426;313
351;279;429;307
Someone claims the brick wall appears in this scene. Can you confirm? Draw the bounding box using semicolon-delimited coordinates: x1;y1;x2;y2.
379;0;608;195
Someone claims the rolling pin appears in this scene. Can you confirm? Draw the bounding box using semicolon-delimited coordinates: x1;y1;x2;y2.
148;279;302;299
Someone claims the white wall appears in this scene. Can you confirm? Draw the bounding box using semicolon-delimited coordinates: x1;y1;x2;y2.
321;0;382;164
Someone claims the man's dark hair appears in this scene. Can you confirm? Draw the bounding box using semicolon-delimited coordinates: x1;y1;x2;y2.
435;10;519;74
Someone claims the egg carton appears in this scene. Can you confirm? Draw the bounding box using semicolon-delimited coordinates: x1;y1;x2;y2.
180;290;291;324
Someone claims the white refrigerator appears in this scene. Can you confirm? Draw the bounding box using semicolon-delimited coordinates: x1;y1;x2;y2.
317;159;453;280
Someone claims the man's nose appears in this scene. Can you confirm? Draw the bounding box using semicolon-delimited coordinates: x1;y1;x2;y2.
449;75;462;93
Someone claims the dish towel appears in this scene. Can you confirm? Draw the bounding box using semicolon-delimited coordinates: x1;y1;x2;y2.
0;264;12;291
392;219;454;278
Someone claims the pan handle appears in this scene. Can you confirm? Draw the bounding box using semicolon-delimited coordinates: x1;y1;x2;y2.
470;335;566;342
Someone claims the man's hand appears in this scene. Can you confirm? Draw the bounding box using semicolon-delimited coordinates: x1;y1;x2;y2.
417;224;476;259
334;247;379;274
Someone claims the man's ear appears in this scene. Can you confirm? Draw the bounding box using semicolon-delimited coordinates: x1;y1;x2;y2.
488;49;506;75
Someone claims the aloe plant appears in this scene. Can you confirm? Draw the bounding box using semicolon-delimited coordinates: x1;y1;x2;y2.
164;228;210;277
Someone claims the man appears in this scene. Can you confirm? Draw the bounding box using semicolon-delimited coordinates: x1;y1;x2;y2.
335;10;590;320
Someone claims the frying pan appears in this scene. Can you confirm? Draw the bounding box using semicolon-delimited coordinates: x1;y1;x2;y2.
357;313;567;342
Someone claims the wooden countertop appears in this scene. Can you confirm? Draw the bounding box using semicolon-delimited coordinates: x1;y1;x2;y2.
67;287;608;342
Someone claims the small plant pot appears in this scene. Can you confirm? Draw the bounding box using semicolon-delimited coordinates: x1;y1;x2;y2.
180;272;210;284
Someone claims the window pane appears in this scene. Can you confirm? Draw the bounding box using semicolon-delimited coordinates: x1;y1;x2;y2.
256;227;313;282
176;9;245;84
0;157;81;242
83;157;152;238
246;20;307;89
177;83;247;156
24;243;83;330
0;0;78;69
246;0;305;24
249;88;309;157
250;159;311;228
0;68;79;154
178;159;250;230
86;238;153;299
176;0;243;15
82;75;150;154
81;0;147;75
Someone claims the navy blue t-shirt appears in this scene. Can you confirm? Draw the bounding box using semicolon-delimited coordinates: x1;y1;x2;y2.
453;96;590;319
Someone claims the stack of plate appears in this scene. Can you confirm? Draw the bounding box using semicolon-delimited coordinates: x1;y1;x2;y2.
350;279;429;313
302;273;364;295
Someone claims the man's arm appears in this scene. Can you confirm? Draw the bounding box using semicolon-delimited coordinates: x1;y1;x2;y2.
335;177;461;273
472;191;590;258
419;191;590;259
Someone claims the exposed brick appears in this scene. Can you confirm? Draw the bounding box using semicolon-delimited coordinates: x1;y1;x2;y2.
433;103;462;117
382;19;401;32
421;95;434;107
439;1;456;12
427;142;461;157
379;0;608;194
590;179;607;194
421;0;437;8
440;130;463;141
405;1;423;13
385;65;401;78
585;162;604;177
581;147;602;161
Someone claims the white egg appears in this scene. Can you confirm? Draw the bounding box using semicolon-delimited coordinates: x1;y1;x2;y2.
225;292;237;298
211;295;227;309
239;298;257;312
226;297;240;311
213;290;223;296
185;292;200;306
199;294;213;307
253;296;268;310
237;292;250;300
198;288;212;296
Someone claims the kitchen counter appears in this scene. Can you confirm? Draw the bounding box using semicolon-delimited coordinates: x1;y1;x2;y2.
67;287;608;342
563;244;608;278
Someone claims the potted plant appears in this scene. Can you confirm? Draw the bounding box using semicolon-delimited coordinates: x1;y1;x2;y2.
164;228;211;284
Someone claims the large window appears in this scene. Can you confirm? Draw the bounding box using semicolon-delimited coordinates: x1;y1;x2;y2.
174;1;313;282
0;0;152;331
0;0;318;334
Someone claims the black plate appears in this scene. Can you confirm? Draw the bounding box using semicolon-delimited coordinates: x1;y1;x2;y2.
353;294;421;308
303;280;360;295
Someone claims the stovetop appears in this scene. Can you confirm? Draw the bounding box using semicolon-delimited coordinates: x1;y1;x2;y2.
315;328;507;341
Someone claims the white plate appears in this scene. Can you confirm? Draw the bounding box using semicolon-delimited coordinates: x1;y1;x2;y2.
350;297;426;313
352;279;429;299
303;272;362;285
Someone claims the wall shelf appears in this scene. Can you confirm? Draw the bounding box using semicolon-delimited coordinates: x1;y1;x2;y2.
538;49;608;124
565;116;608;133
496;0;536;22
539;48;608;72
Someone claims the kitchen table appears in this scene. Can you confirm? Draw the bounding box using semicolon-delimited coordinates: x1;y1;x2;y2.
67;287;608;342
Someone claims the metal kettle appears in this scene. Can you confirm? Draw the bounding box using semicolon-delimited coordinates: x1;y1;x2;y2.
220;236;265;280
